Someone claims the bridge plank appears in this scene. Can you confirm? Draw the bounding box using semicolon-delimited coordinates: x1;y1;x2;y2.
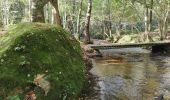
90;41;170;50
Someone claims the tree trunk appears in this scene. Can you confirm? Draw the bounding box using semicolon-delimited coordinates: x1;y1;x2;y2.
145;7;149;34
116;21;121;36
28;0;32;22
32;0;47;22
72;0;76;34
6;0;9;25
144;7;150;42
148;0;153;32
51;7;55;24
50;0;62;26
159;20;164;40
48;3;52;23
108;0;112;38
62;0;67;28
83;0;92;44
76;0;83;40
131;23;134;34
109;21;112;38
44;3;48;23
3;0;9;26
155;0;169;40
158;11;169;40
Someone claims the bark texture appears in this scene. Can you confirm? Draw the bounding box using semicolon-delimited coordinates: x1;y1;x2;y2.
50;0;61;26
32;0;61;26
32;0;48;22
83;0;92;44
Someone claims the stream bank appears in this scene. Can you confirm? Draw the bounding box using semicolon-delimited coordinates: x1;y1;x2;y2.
79;44;101;100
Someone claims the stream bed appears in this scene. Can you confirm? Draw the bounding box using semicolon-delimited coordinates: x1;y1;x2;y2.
90;48;170;100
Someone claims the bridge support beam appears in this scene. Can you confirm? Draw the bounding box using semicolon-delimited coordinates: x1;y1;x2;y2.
94;49;102;57
152;44;170;53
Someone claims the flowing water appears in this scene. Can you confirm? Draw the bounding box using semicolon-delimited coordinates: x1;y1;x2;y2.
90;48;170;100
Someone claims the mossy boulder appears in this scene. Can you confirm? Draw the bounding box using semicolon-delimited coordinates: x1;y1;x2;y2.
0;23;85;99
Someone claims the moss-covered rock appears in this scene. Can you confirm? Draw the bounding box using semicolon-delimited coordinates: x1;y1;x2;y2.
0;23;85;99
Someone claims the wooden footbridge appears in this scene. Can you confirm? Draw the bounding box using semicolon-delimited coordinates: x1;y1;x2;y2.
90;41;170;53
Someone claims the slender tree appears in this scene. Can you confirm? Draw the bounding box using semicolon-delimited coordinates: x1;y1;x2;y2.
83;0;92;44
154;0;170;40
72;0;76;34
32;0;61;26
144;6;149;41
134;0;152;42
28;0;32;22
76;0;83;40
62;0;67;28
32;0;48;22
148;0;153;31
50;0;61;26
1;0;9;26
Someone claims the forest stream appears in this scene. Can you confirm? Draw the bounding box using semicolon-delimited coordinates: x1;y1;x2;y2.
90;48;170;100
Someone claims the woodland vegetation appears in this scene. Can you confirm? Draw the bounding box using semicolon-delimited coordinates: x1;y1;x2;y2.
0;0;170;99
0;0;169;43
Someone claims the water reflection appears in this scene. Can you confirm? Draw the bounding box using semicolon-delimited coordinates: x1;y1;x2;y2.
90;48;170;100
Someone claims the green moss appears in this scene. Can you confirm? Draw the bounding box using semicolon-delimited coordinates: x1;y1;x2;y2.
0;23;85;99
